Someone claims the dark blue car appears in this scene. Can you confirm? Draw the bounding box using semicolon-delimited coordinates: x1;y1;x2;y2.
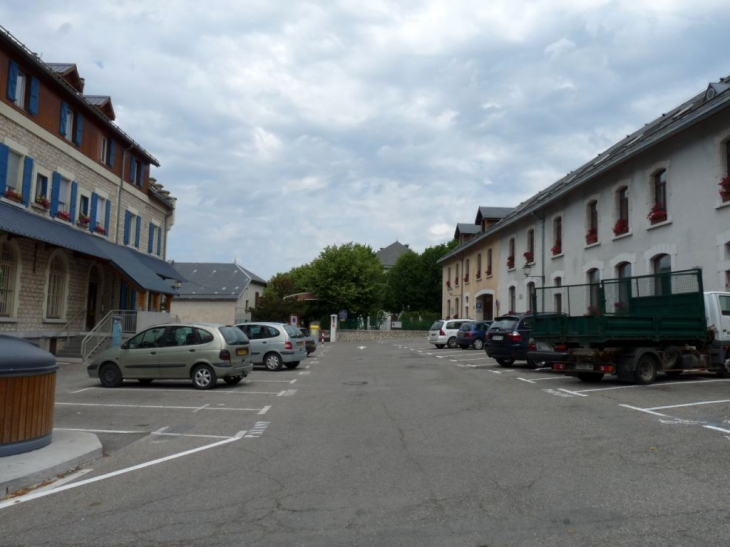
485;314;544;368
456;321;492;350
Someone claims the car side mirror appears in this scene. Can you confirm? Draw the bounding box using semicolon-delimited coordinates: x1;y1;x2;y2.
120;342;128;350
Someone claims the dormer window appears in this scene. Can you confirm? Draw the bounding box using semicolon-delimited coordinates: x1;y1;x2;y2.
100;136;115;167
6;60;39;115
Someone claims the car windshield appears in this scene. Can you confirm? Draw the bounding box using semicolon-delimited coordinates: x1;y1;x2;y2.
491;318;519;331
284;324;303;338
219;326;248;345
430;321;444;330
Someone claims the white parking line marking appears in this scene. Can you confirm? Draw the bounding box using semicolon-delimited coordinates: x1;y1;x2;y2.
544;388;575;398
703;425;730;435
646;399;730;411
299;371;311;376
576;378;730;394
490;370;502;374
0;432;246;510
55;428;145;434
517;378;536;384
529;377;566;381
71;387;276;395
258;405;271;415
557;388;588;397
55;402;267;412
70;388;93;394
451;357;491;362
193;403;209;413
277;389;297;396
437;356;444;359
251;379;297;384
618;404;670;417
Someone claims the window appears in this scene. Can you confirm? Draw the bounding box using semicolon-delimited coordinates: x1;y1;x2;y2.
447;266;451;285
587;268;600;310
57;177;71;213
487;249;492;276
45;254;67;319
552;216;562;255
455;263;460;285
6;61;39;115
554;277;562;314
35;174;49;204
476;253;482;279
652;254;671;295
525;229;535;263
60;102;83;146
100;136;115;167
464;296;469;318
508;287;516;313
130;157;145;187
0;242;19;317
79;194;90;217
526;282;535;312
507;238;515;269
127;327;166;349
618;187;629;222
617;262;632;307
653;170;667;210
5;149;22;193
464;259;470;283
454;298;459;318
124;210;141;248
446;299;451;317
165;326;197;346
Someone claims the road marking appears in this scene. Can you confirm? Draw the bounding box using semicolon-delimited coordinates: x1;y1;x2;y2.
490;370;502;374
54;428;146;434
646;399;730;411
299;371;311;376
0;432;246;510
258;405;271;415
55;402;267;412
557;388;588;397
450;357;491;362
277;389;297;397
251;379;297;384
703;425;730;435
68;387;276;395
517;378;536;384
618;404;669;417
436;356;444;359
54;427;242;441
193;403;209;413
244;421;270;438
527;377;565;382
69;388;93;394
576;378;730;394
543;389;574;398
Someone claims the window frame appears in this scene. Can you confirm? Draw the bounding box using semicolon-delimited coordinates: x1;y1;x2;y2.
0;239;20;318
44;250;68;321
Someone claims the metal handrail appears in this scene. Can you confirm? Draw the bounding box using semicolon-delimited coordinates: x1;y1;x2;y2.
60;308;87;343
81;310;137;362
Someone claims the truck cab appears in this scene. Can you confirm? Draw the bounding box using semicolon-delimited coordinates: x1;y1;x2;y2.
705;292;730;342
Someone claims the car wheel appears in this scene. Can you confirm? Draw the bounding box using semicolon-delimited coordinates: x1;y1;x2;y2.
192;364;217;390
435;344;445;349
447;337;457;348
99;362;123;388
224;375;243;385
496;358;514;367
138;379;154;385
634;355;658;385
577;372;604;382
285;361;300;369
472;339;484;350
264;352;284;371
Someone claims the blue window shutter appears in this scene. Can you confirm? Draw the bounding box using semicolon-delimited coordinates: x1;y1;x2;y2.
148;223;154;253
123;211;131;245
60;102;68;136
135;215;141;248
104;199;111;236
73;115;83;146
139;163;146;187
28;77;40;115
109;140;115;168
7;60;18;102
50;172;61;217
69;181;78;223
90;193;98;233
130;157;136;183
156;226;162;256
21;156;33;206
0;143;10;196
120;281;127;309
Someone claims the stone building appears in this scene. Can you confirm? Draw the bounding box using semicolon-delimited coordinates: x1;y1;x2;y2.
0;26;184;352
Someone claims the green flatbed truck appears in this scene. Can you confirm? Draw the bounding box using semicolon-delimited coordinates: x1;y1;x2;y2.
527;269;730;384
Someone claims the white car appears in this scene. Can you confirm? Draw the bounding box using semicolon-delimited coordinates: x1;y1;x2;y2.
427;319;475;349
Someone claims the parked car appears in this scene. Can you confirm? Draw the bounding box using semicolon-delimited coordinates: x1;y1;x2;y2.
87;323;253;390
456;320;493;350
485;314;545;368
428;319;475;349
236;322;307;370
299;327;317;355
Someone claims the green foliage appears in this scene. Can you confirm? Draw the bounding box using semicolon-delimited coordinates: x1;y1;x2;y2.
252;272;306;322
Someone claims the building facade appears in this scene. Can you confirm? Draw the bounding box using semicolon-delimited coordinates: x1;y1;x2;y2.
0;26;183;350
441;78;730;317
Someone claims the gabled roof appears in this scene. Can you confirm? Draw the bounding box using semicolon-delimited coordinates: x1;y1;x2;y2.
172;263;266;301
454;223;481;239
439;74;730;263
475;206;513;223
84;95;116;120
376;241;412;268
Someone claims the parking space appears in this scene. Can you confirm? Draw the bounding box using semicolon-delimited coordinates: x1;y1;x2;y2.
389;339;730;442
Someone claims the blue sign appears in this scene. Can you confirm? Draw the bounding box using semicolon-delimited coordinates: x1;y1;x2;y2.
338;309;348;321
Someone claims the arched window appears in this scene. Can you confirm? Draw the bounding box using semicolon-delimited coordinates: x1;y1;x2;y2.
0;242;19;317
507;239;515;269
614;186;629;235
616;262;632;310
525;229;535;263
476;253;482;279
526;282;535;312
587;268;600;311
552;217;562;255
46;253;68;319
652;254;671;296
586;201;598;244
487;248;493;276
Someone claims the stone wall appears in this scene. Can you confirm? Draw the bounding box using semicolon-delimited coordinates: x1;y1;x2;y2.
336;330;427;342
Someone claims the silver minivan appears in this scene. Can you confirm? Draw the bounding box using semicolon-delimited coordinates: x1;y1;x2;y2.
236;322;307;370
427;319;474;349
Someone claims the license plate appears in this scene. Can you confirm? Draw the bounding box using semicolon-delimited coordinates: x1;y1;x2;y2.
575;364;593;371
297;341;303;346
236;347;249;356
492;335;503;341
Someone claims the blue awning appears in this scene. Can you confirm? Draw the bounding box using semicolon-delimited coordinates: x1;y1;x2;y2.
0;201;182;295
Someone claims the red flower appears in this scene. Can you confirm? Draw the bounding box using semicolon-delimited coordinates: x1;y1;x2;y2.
506;255;515;269
56;210;71;221
719;176;730;201
613;218;629;236
523;251;534;263
585;227;598;245
647;204;667;224
551;240;562;255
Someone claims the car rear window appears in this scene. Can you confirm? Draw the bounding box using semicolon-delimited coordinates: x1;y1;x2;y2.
284;324;302;338
458;323;472;332
430;321;444;330
492;318;519;331
220;326;248;345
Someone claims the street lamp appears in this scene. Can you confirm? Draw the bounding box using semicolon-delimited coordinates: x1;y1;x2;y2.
447;285;454;296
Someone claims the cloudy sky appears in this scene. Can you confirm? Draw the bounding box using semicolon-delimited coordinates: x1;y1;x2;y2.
2;1;729;279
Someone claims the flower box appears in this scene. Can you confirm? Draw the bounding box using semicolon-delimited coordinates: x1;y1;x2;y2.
647;204;667;224
35;195;50;209
523;251;534;263
94;224;107;235
56;210;71;221
506;255;515;269
551;240;562;256
613;218;629;236
719;176;730;202
585;228;598;245
614;301;628;315
485;268;492;277
445;280;451;288
4;188;22;202
78;216;90;227
585;305;601;317
463;275;469;283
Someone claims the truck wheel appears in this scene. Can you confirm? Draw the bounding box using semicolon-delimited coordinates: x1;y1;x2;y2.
496;358;514;367
577;373;604;382
634;355;658;385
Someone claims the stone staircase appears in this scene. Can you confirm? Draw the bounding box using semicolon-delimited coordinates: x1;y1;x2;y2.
56;335;113;363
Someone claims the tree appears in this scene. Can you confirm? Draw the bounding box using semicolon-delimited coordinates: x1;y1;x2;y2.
250;272;306;322
307;243;386;320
